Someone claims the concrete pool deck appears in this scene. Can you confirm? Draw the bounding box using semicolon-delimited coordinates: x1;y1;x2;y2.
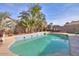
69;34;79;56
0;32;79;56
0;36;15;56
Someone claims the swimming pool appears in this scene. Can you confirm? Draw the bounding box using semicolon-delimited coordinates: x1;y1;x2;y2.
9;34;69;56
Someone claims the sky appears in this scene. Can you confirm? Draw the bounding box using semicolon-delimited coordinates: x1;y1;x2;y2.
0;3;79;26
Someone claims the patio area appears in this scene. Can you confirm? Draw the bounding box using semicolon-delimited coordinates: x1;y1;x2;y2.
69;34;79;56
0;36;15;56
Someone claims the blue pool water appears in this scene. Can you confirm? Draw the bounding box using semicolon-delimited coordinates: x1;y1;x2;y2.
9;34;69;56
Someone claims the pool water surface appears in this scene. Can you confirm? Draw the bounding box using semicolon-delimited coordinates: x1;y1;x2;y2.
9;34;69;56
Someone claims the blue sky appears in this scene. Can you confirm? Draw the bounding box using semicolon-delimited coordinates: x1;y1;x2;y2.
0;3;79;26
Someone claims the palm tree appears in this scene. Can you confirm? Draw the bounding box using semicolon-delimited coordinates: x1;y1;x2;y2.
18;11;32;33
0;12;16;36
0;12;16;43
29;4;47;32
18;4;47;33
0;12;10;28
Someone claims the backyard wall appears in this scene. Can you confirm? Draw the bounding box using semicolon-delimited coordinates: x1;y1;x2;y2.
63;24;79;33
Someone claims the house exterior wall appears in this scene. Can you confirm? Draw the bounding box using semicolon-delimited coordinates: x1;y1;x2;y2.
52;21;79;33
63;21;79;33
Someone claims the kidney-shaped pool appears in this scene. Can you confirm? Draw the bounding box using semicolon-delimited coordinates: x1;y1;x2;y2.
9;34;69;56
